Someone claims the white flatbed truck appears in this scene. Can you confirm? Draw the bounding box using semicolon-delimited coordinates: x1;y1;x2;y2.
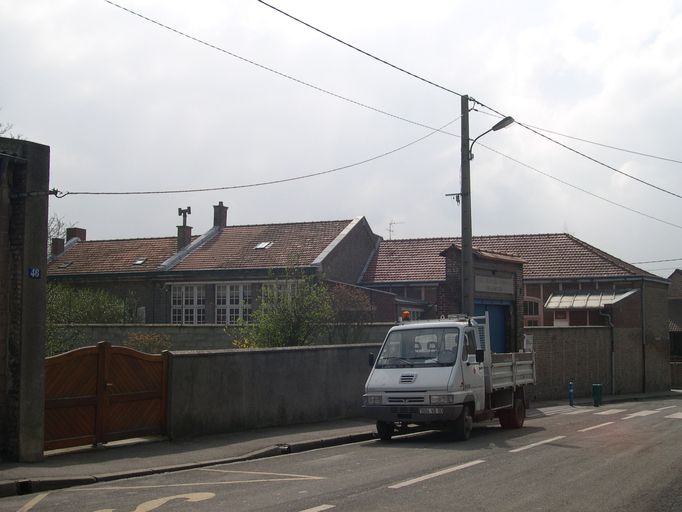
362;314;535;441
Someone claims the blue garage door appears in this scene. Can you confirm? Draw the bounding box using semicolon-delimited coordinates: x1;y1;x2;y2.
474;302;508;353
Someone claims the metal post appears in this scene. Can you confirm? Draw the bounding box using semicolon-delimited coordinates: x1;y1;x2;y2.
460;95;474;316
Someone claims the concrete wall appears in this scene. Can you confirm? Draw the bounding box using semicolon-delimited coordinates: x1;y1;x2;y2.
527;325;670;401
0;138;50;462
166;344;380;438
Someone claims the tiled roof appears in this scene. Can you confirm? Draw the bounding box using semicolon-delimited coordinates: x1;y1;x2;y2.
361;238;454;283
473;233;654;279
361;233;655;284
171;220;353;271
48;220;355;275
669;269;682;297
48;237;182;275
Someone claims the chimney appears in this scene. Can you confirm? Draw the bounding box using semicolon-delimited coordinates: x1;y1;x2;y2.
65;227;86;241
177;225;192;251
177;206;192;251
51;238;65;256
213;201;228;228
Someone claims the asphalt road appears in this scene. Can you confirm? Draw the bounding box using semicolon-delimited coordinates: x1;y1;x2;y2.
3;398;681;512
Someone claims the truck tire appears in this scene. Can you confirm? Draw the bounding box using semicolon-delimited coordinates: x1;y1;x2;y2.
453;404;473;441
499;398;526;429
376;421;394;441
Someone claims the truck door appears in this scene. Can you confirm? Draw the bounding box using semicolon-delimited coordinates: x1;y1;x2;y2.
462;327;485;413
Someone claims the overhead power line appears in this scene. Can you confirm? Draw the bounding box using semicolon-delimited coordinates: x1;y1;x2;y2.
257;1;682;200
473;109;682;165
102;0;452;136
476;140;682;231
55;116;461;197
99;1;682;231
631;257;682;264
256;0;463;98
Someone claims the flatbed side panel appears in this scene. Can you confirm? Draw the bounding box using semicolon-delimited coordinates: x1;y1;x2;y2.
490;352;535;390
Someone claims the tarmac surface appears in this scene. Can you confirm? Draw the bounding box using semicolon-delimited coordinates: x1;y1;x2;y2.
1;390;680;498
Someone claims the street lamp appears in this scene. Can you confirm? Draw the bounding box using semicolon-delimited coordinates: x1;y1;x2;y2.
460;95;514;316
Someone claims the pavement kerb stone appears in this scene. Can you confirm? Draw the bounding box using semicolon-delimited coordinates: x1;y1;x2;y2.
0;430;377;498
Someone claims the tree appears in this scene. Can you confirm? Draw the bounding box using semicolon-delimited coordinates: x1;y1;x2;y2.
0;109;22;139
236;270;334;348
46;284;136;356
328;283;375;342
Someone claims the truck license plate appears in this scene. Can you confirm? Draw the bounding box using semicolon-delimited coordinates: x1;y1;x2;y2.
419;407;443;415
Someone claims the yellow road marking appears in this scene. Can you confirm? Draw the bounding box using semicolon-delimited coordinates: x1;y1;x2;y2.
16;493;48;512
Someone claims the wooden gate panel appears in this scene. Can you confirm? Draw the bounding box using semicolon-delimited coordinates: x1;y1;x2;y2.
44;346;98;451
44;342;167;451
102;345;167;442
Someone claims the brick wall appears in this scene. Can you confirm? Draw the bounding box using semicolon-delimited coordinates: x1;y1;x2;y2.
319;217;380;284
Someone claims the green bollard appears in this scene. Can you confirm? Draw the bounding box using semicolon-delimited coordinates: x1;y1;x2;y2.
592;383;603;407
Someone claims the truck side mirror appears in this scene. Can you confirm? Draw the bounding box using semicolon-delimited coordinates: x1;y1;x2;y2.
475;349;485;363
369;352;375;367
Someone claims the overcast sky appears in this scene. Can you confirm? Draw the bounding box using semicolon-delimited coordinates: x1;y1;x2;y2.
2;0;681;277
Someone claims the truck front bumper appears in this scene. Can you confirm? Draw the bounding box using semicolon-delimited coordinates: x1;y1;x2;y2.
363;404;464;424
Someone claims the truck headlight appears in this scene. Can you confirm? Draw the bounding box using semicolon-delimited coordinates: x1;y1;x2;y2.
364;394;382;406
430;394;455;405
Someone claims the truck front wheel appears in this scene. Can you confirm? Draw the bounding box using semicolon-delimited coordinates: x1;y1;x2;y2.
453;405;473;441
376;421;394;441
499;398;526;429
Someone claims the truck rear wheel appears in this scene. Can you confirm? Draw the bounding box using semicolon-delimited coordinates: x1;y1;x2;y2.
499;398;526;429
376;421;394;441
453;405;473;441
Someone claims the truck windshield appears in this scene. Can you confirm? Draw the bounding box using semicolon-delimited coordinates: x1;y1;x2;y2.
375;327;460;368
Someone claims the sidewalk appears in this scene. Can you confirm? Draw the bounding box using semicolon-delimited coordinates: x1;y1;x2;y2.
1;390;679;498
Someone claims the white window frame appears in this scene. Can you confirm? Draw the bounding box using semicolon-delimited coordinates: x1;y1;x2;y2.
171;285;206;325
216;283;253;325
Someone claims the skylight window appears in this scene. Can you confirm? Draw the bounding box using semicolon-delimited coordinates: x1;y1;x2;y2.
133;258;147;265
58;261;73;269
254;241;273;249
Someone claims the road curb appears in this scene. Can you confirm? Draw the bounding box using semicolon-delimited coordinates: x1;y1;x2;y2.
0;431;377;498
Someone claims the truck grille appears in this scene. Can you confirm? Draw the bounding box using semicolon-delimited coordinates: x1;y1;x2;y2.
387;396;425;404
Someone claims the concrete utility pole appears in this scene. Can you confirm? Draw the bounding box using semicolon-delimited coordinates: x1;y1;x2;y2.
460;95;474;316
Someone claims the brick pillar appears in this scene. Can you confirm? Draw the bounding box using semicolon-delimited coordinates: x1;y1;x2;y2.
0;137;50;462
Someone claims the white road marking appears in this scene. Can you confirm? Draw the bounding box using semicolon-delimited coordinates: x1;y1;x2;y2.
565;408;592;415
622;410;659;420
665;412;682;419
595;409;627;416
509;436;566;453
388;460;485;489
578;422;614;432
298;505;335;512
656;405;678;411
199;468;321;480
16;493;49;512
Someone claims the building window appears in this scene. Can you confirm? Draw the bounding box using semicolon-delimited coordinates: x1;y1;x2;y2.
216;284;253;325
523;298;542;327
171;285;206;325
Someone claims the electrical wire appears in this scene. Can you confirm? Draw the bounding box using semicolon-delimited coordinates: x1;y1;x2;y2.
257;1;682;199
476;140;682;231
55;116;461;197
631;257;682;264
473;108;682;165
102;0;452;136
256;0;463;98
99;1;682;230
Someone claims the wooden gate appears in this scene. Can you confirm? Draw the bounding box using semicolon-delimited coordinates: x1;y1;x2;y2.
44;341;167;451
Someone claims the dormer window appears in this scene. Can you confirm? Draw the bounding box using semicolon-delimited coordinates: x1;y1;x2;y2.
254;241;273;249
133;258;147;265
